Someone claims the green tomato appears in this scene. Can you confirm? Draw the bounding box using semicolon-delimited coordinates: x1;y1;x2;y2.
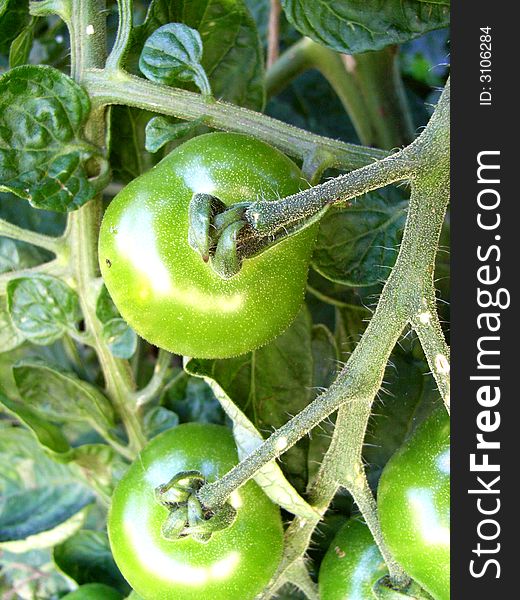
99;132;316;358
61;583;123;600
107;423;284;600
377;408;450;600
319;519;388;600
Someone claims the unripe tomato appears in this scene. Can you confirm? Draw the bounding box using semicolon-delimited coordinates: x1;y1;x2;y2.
377;408;450;600
107;423;284;600
319;519;387;599
99;133;316;358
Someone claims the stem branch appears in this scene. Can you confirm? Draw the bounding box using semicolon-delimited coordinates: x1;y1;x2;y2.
0;218;67;255
83;69;388;170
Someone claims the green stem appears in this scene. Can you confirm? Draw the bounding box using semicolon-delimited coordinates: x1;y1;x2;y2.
323;402;407;584
197;78;450;529
67;0;146;454
105;0;133;71
82;69;389;170
0;218;67;255
267;38;374;147
244;148;413;239
135;349;172;408
0;260;67;295
342;46;415;149
266;81;450;594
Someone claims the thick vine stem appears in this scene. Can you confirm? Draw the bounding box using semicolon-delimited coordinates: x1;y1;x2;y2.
267;0;281;69
197;80;450;556
67;0;146;454
244;149;414;238
82;69;389;170
260;81;450;598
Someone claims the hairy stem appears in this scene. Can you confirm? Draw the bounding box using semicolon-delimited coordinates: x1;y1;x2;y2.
0;219;68;255
0;260;68;295
83;69;388;170
68;0;146;454
105;0;133;71
340;47;415;149
198;83;450;592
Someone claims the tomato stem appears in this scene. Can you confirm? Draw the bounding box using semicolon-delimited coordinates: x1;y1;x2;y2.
66;0;147;456
82;68;389;171
198;80;450;591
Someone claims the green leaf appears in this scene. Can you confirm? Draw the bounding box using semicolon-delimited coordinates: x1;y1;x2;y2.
312;187;407;287
0;548;70;598
66;444;125;497
138;0;265;110
143;406;179;439
0;295;24;352
102;318;137;360
280;0;450;54
7;275;82;345
0;387;71;454
0;427;69;493
12;358;116;436
0;427;94;553
0;192;66;236
0;65;99;212
9;15;36;68
145;116;202;153
95;284;119;322
0;484;92;551
96;285;137;359
0;236;49;274
139;23;211;95
187;309;315;492
0;0;29;55
162;370;225;425
53;530;130;594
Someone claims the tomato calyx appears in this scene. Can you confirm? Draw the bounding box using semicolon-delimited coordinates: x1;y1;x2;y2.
155;470;237;543
188;192;255;279
188;192;307;279
372;576;434;600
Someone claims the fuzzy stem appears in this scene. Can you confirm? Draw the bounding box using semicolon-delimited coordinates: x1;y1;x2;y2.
82;69;388;170
0;260;68;295
135;349;172;408
0;219;67;255
67;0;146;454
197;79;450;553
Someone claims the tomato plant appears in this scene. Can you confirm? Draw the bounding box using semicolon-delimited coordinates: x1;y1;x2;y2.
108;423;283;600
0;1;450;599
99;132;315;358
378;409;450;600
